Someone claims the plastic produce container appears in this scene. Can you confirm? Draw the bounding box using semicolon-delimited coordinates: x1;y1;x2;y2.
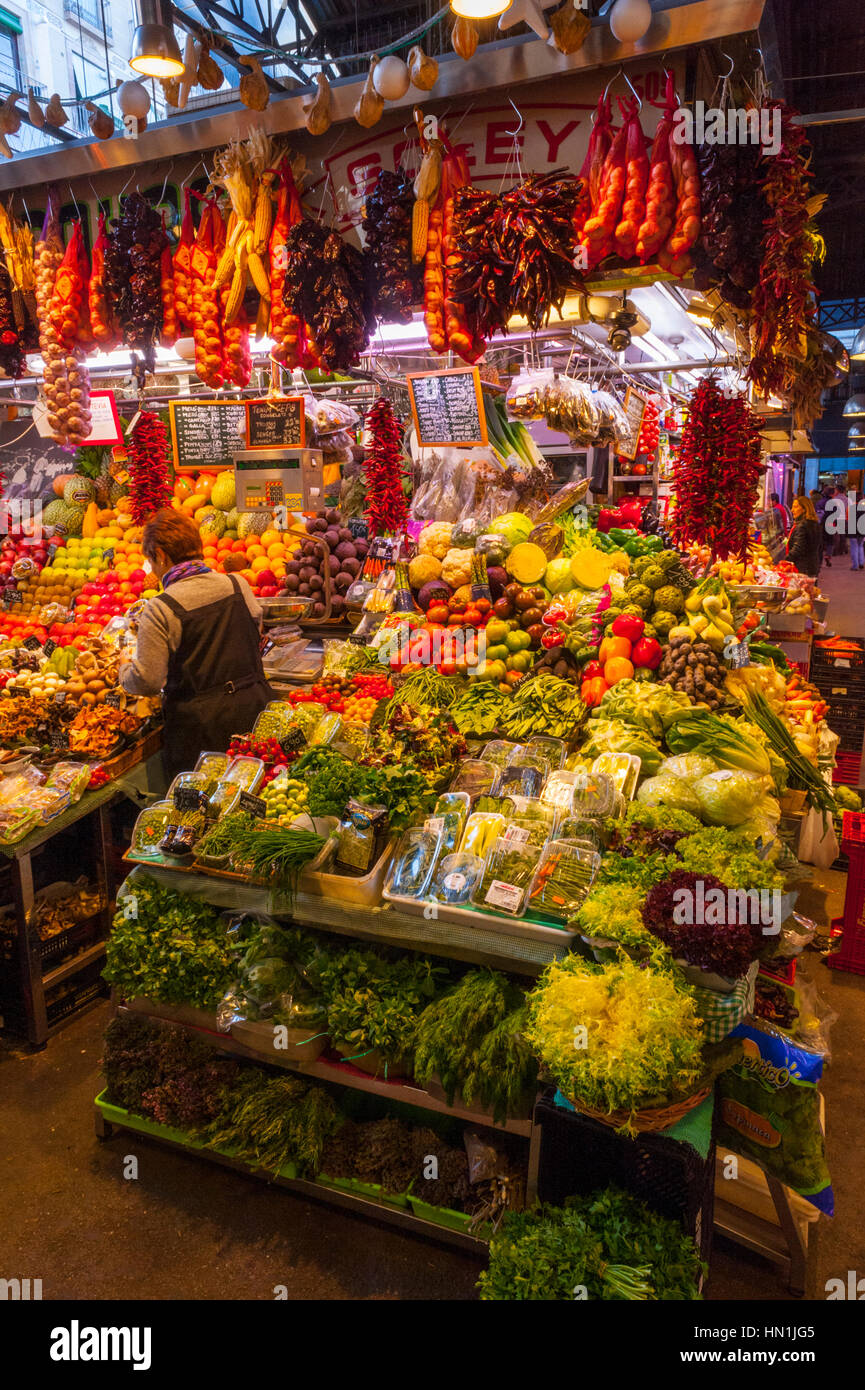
528;839;601;921
591;752;641;801
385;826;443;900
451;759;499;798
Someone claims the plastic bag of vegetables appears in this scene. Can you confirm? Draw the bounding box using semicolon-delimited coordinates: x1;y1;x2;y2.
595;679;691;741
658;753;718;782
636;773;701;816
693;770;771;827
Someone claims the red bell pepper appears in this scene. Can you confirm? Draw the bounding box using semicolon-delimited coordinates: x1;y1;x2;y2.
581;660;604;681
542;604;569;626
617;497;644;527
611;613;645;643
541;629;566;649
631;635;663;669
581;675;609;707
597;508;618;534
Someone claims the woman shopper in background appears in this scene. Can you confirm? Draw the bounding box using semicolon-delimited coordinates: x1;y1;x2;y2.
120;509;274;781
786;496;823;579
848;491;865;571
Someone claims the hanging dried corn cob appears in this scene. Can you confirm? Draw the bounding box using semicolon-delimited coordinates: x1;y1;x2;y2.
412;112;443;263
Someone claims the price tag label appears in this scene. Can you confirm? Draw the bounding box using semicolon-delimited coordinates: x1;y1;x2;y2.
483;879;523;912
280;729;306;755
22;635;42;651
12;685;30;699
425;816;445;835
43;639;57;658
6;590;22;606
174;786;207;813
50;728;67;750
730;641;751;668
239;790;267;818
53;690;67;705
502;824;531;847
103;548;115;565
104;690;123;709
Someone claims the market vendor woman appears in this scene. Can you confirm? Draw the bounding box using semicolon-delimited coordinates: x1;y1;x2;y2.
120;509;273;780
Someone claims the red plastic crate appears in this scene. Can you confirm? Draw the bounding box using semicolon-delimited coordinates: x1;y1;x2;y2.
832;751;863;785
828;814;865;975
759;956;797;987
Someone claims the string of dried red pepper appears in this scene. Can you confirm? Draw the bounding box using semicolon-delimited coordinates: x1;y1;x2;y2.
128;411;173;525
672;379;763;560
363;397;409;538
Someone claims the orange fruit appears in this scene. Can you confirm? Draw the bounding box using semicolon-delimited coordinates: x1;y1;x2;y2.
266;542;286;560
250;556;270;573
259;530;280;550
246;544;264;560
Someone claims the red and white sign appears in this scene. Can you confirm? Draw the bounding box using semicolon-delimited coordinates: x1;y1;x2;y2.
309;62;680;235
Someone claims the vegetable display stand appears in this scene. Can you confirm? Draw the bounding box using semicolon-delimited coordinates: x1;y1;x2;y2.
0;784;119;1048
96;1091;489;1255
531;1091;716;1268
828;811;865;976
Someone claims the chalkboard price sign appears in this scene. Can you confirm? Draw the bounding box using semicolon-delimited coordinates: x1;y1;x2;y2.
169;400;247;473
619;388;648;462
407;368;488;448
246;397;306;450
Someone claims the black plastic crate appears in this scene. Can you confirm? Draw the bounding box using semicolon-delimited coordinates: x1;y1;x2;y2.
533;1091;716;1268
45;971;107;1026
38;914;102;968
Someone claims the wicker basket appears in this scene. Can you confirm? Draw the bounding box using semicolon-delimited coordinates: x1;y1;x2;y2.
566;1084;712;1134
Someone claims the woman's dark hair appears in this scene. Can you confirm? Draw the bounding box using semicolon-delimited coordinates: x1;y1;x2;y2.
142;508;204;565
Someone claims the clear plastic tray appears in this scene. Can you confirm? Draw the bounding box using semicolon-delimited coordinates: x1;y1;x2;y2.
591;752;641;801
430;852;485;906
540;770;585;816
223;757;265;793
495;760;547;800
525;736;566;770
194;751;231;781
504;797;557;850
528;838;601;922
130;800;174;856
459;811;506;859
205;780;243;820
480;740;525;770
471;838;542;918
385;826;442;901
571;770;618;819
167;770;215;799
253;704;303;741
451;759;499;798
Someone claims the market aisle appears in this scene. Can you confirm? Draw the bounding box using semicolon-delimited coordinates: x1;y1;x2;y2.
817;562;865;638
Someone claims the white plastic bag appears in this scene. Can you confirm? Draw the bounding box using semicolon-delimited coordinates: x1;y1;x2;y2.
797;807;839;868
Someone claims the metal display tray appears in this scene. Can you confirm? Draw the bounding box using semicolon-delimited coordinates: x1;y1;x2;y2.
381;887;577;945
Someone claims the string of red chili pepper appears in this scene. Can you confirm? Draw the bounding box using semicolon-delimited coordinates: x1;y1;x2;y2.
363;397;409;537
672;379;763;560
746;103;817;399
128;411;173;524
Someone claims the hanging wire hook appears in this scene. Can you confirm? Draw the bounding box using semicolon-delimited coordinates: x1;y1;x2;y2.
118;168;136;201
720;50;735;79
622;69;642;110
67;183;81;220
603;65;624;103
157;161;175;207
504;97;524;138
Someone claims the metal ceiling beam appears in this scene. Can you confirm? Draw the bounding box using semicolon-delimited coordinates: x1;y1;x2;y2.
0;0;766;191
172;6;302;87
793;108;865;126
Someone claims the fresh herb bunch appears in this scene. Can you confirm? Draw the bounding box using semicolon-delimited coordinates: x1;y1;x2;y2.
478;1202;653;1301
414;971;538;1123
642;870;764;979
317;946;449;1069
227;824;325;902
674;826;784;892
384;668;465;718
102;1014;239;1128
575;885;665;961
597;849;675;893
294;745;439;829
203;1071;341;1176
570;1187;704;1298
526;955;704;1122
103;875;236;1009
196;810;258;859
450;683;508;737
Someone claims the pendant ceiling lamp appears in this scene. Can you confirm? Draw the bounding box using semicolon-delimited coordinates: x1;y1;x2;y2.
451;0;512;18
850;326;865;362
848;424;865;450
842;393;865;418
129;0;184;79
